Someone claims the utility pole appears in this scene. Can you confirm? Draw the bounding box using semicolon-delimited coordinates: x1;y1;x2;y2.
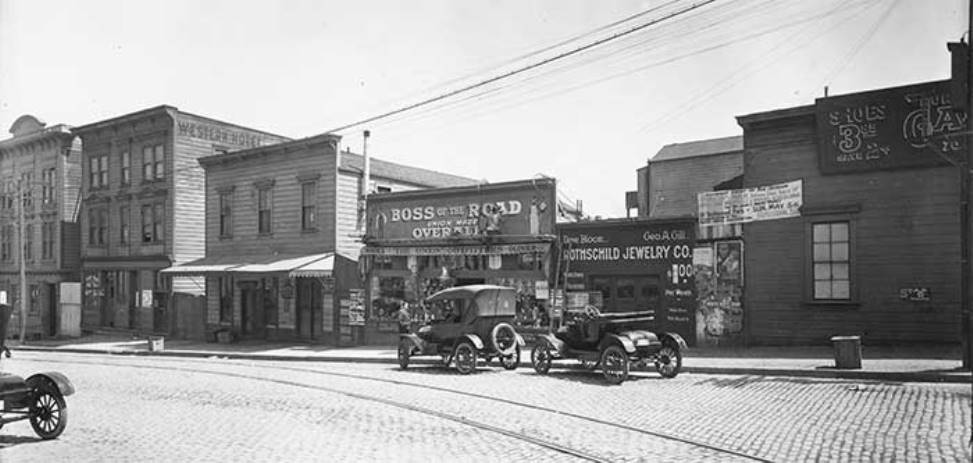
17;177;27;343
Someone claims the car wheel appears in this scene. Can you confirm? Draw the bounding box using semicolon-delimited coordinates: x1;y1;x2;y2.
531;343;553;375
397;339;411;370
454;342;477;375
601;345;630;385
500;345;521;370
491;323;519;357
29;383;67;440
655;344;682;378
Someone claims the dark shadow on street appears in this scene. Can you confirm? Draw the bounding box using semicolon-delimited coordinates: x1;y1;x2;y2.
0;434;43;449
694;375;904;389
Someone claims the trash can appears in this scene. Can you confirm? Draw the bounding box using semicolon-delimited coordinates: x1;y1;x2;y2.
148;336;165;352
830;335;862;369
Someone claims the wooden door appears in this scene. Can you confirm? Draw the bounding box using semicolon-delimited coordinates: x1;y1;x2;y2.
296;279;319;340
240;283;261;337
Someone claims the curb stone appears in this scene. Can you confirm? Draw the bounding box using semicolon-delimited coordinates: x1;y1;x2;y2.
11;345;969;384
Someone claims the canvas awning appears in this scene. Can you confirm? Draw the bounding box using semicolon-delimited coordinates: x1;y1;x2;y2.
288;255;335;278
160;255;246;275
231;253;332;274
161;253;335;276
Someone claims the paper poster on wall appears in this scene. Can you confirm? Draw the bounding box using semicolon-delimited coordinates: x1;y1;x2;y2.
140;290;154;308
698;180;802;226
0;290;6;305
348;289;366;326
534;280;549;299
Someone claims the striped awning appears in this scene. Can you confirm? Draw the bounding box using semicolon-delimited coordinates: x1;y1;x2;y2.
288;255;335;278
232;253;332;273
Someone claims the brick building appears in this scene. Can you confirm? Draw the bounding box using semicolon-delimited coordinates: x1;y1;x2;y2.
72;106;290;334
0;115;82;338
163;134;476;344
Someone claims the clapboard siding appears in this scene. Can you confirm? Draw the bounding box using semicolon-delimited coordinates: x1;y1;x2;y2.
172;113;290;265
647;152;743;218
335;169;427;259
742;111;960;345
205;145;338;258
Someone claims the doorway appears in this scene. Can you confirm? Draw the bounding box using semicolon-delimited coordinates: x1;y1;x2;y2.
296;278;321;340
240;282;262;338
47;283;57;337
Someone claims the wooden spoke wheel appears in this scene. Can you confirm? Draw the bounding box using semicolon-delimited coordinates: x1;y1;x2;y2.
600;345;630;385
655;344;683;378
531;343;553;375
454;342;477;375
29;385;67;440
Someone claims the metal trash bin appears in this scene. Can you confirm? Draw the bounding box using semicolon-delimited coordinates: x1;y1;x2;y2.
148;336;165;352
830;335;861;369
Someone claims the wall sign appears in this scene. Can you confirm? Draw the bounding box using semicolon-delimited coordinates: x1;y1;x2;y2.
366;181;556;241
698;180;802;227
816;80;967;174
899;288;931;302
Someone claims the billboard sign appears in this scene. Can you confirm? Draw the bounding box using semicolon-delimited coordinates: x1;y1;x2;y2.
698;180;803;227
816;80;967;174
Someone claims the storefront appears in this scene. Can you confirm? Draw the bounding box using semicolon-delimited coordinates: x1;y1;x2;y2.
557;218;697;345
358;178;559;346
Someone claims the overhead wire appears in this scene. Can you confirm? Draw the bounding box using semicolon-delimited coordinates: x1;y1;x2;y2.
371;0;874;146
323;0;721;135
815;0;901;93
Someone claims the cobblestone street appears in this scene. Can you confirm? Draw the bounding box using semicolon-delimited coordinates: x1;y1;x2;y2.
0;352;969;462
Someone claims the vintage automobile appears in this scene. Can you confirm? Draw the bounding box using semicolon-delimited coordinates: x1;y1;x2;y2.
530;305;686;384
0;304;74;439
397;285;526;374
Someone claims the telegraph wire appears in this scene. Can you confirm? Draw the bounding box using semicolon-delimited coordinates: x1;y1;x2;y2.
815;0;901;94
370;0;875;146
322;0;721;135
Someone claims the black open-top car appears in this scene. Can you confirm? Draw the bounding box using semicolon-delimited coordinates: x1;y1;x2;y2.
397;285;526;374
531;305;686;384
0;304;74;439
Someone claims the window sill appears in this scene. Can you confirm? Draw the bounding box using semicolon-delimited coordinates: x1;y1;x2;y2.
301;227;318;234
219;234;233;241
802;300;861;310
257;232;274;238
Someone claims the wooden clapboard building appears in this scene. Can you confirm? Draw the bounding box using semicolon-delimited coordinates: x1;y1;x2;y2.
0;115;82;339
73;106;290;336
737;78;965;345
163;134;475;344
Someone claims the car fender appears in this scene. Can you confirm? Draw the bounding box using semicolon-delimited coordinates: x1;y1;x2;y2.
27;372;75;397
514;333;526;347
534;332;566;354
659;332;688;350
399;333;425;352
599;333;637;354
459;334;484;351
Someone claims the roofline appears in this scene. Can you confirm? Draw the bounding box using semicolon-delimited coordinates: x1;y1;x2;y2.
198;132;340;167
366;177;555;202
556;216;697;229
0;124;75;150
649;148;742;164
71;105;288;140
71;105;176;134
736;104;815;129
176;110;291;139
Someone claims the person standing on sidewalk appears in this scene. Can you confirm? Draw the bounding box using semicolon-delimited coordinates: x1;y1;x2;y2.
396;304;412;334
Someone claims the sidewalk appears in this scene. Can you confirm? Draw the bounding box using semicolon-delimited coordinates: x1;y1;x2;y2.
9;334;971;384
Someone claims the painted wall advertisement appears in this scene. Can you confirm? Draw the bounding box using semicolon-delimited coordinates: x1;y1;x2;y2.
698;180;803;227
559;220;696;345
365;181;556;242
695;240;744;346
816;80;967;174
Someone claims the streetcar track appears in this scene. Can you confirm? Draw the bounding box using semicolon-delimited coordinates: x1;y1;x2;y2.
21;352;771;462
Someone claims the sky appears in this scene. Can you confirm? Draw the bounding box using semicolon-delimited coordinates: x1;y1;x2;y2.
0;0;967;217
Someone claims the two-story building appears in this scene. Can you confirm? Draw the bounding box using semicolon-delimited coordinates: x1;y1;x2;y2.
72;106;289;335
163;133;476;345
0;115;82;339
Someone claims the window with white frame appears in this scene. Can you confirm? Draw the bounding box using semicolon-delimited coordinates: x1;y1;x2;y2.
812;221;850;300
